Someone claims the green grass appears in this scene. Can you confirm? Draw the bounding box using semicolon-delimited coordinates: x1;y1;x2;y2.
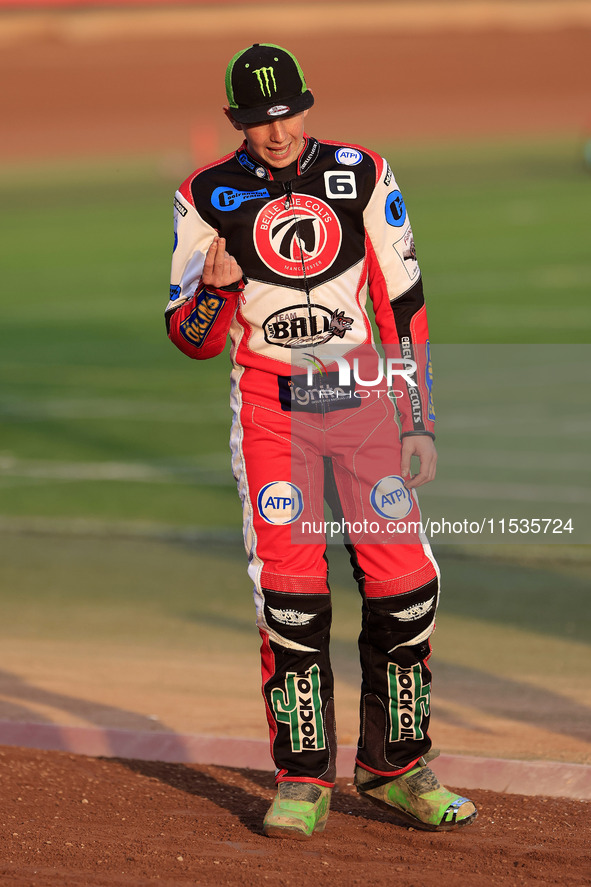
0;137;589;532
0;530;588;643
0;532;588;660
387;137;591;343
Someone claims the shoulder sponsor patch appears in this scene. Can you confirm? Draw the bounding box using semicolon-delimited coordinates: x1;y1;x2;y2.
335;147;363;166
385;190;406;227
174;196;188;217
179;290;225;347
169;284;181;301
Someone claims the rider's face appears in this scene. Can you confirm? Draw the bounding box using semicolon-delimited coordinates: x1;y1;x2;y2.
226;110;308;168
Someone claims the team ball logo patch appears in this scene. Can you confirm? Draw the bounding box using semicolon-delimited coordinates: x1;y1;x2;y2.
254;195;342;278
370;475;413;520
257;481;304;525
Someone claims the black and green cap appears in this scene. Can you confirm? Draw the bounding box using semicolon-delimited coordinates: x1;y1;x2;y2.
225;43;314;124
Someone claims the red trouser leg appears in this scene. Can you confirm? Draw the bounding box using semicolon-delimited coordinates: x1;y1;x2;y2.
231;369;439;783
231;369;337;785
322;392;440;775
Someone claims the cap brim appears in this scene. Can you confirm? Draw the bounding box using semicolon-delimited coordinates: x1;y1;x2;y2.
229;90;314;124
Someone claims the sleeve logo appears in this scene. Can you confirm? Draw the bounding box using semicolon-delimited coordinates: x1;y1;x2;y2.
173;196;188;217
179;290;225;347
385;190;407;227
392;225;420;281
425;340;436;421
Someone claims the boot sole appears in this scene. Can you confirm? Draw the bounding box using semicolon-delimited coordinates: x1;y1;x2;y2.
263;819;327;839
358;788;478;832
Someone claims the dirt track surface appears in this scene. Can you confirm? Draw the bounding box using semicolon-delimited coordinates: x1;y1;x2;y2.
1;746;590;887
2;11;590;162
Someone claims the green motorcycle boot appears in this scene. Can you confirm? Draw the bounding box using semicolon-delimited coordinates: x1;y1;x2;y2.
263;781;332;839
355;754;477;832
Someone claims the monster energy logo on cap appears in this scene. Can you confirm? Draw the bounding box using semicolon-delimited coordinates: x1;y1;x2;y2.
253;66;277;97
225;43;314;124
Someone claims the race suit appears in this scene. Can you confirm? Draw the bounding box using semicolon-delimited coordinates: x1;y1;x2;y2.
166;136;439;787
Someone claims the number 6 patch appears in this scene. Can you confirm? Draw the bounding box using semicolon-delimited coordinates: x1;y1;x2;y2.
324;170;357;200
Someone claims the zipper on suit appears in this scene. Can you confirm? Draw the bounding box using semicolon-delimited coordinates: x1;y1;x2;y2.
282;179;320;375
282;179;309;297
283;180;293;209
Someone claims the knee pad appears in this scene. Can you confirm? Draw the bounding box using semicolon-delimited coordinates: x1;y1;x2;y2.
256;588;332;653
362;577;439;667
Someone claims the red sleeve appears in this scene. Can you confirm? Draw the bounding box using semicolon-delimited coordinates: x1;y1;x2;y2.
167;281;243;361
367;238;435;437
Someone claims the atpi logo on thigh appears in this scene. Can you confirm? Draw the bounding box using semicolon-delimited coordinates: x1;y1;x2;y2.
370;475;414;520
257;481;304;525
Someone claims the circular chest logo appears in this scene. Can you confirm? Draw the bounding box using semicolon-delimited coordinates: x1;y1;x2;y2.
254;195;342;278
336;147;362;166
370;475;413;520
257;481;304;525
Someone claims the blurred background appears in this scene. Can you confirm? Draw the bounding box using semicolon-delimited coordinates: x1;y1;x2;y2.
0;0;589;765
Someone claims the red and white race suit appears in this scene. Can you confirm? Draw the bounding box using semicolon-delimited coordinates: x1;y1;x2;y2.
166;136;439;786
